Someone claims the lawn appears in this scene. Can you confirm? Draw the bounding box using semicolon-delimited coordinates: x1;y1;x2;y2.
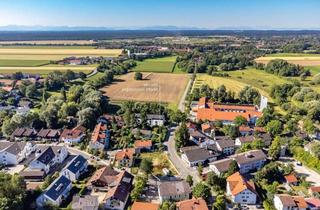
133;56;177;73
0;59;49;67
139;152;178;176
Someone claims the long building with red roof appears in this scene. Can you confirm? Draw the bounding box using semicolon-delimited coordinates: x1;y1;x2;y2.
194;97;263;125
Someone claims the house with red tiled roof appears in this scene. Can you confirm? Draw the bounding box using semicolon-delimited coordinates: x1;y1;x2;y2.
309;186;320;196
89;123;110;150
114;148;135;167
194;97;262;125
284;174;298;186
305;198;320;210
226;172;258;204
134;140;152;154
60;125;86;145
131;202;160;210
176;198;209;210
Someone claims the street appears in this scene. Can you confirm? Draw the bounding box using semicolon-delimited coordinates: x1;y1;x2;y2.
165;126;201;183
279;157;320;185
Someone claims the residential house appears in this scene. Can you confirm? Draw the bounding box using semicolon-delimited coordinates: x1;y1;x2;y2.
36;175;72;207
61;155;88;181
233;150;267;174
215;139;235;155
273;194;308;210
235;136;255;147
176;198;209;210
29;146;68;174
71;195;99;210
131;202;160;210
201;123;215;137
87;166;120;191
189;129;215;148
11;128;37;140
89;123;110;150
309;186;320;196
284;174;298;186
103;171;134;210
181;146;218;167
209;158;233;176
0;141;36;165
239;126;266;136
226;172;258;204
37;129;61;141
194;97;263;125
210;150;267;175
305;198;320;210
98;114;125;128
114;148;135;168
158;180;191;203
20;170;46;181
134;140;152;154
60;125;86;145
135;113;166;126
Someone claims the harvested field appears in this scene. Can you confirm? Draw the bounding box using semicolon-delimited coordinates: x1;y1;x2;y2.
0;66;95;75
255;54;320;66
0;40;97;45
0;48;122;60
100;72;189;104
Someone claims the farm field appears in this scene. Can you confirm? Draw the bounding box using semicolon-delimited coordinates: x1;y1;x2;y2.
255;53;320;66
133;56;177;73
0;66;95;75
100;72;189;105
0;48;122;60
0;40;97;45
0;59;49;67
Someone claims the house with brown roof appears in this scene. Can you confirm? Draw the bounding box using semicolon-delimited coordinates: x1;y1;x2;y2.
309;186;320;196
89;123;110;150
131;201;160;210
215;139;235;155
226;172;258;204
194;97;263;125
103;171;133;210
87;166;119;191
176;198;209;210
37;129;61;141
305;198;320;210
60;125;86;145
209;158;233;176
274;194;308;210
158;180;191;203
11;128;37;140
114;148;135;167
201;123;215;137
235;135;255;147
134;140;152;154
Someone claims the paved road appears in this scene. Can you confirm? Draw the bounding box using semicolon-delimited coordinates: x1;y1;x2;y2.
67;146;109;165
279;157;320;185
165;126;201;183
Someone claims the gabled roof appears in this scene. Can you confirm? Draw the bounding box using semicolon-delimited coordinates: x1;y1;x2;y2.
305;198;320;208
216;139;235;148
238;135;255;143
103;171;133;202
134;140;152;149
115;148;135;161
284;174;298;183
210;159;233;173
276;194;308;208
310;186;320;193
45;175;71;201
232;150;267;165
4;142;27;155
91;123;108;144
35;146;55;165
132;202;160;210
65;155;87;174
60;125;85;140
176;198;209;210
183;146;217;162
158;180;191;197
88;166;119;186
227;172;257;196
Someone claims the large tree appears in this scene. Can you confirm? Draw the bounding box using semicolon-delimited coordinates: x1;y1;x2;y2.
175;123;189;149
192;182;211;201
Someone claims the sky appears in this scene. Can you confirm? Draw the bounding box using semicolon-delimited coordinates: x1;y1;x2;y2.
0;0;320;29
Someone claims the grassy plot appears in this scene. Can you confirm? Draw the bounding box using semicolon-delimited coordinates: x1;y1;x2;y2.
133;56;177;73
0;59;49;67
139;152;178;176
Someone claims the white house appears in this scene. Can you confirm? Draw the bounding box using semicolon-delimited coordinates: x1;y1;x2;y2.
61;155;88;181
273;194;308;210
158;180;191;203
226;172;257;204
0;142;36;166
215;139;235;155
36;175;72;207
233;150;267;174
29;146;68;174
135;114;165;127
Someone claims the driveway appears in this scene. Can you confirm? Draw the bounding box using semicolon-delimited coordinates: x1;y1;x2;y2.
279;157;320;185
164;126;200;183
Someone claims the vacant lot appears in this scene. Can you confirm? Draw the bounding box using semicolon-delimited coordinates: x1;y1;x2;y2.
255;53;320;66
140;152;178;176
0;48;122;60
133;56;177;73
101;72;189;104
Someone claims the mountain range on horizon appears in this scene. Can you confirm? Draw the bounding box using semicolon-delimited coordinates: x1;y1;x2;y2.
0;25;320;31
